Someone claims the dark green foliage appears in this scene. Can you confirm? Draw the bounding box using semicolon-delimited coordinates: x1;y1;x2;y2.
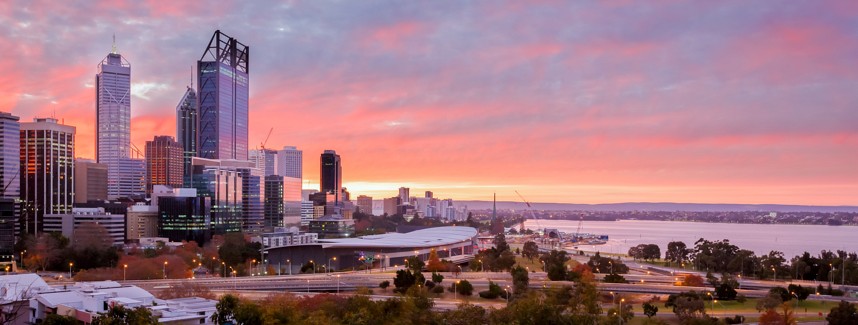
522;241;539;261
217;233;262;273
43;314;82;325
643;302;658;318
827;300;858;325
603;273;627;283
393;269;422;294
587;252;629;274
510;265;529;296
405;256;425;272
787;284;811;301
92;305;157;325
628;244;661;261
212;294;240;324
714;283;737;300
666;241;689;266
478;281;504;299
665;291;707;321
431;285;445;294
454;280;473;296
768;286;792;302
724;315;745;324
379;280;390;290
540;250;570;281
431;272;444;284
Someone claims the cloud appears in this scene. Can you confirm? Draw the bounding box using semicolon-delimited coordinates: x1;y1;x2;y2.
2;1;858;205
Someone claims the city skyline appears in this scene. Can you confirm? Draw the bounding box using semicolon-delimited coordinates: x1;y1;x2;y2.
2;2;858;205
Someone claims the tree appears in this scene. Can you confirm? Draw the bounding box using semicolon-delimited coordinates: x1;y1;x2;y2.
393;269;419;294
787;284;810;302
682;274;706;287
212;294;240;324
431;272;444;284
510;265;529;296
405;256;424;273
92;305;157;325
41;314;80;325
603;273;627;283
436;303;487;325
233;301;263;325
665;291;707;321
454;280;473;296
768;287;792;302
494;250;516;271
522;241;539;262
666;241;689;266
759;309;784;325
379;280;390;291
493;233;510;253
643;302;658;318
587;252;629;274
426;249;445;272
540;250;569;281
827;300;858;325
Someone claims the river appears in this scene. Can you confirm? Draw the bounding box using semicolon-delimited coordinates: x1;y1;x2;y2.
523;219;856;258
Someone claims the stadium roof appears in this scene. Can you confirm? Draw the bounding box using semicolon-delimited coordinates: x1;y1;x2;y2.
318;226;477;249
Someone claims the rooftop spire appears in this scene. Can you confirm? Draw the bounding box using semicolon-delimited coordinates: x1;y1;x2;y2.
111;33;117;54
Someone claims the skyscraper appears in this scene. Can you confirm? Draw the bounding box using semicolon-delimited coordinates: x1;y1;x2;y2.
96;41;138;199
20;118;75;236
197;30;250;161
145;136;184;194
320;150;341;196
176;86;197;186
0;112;20;257
277;146;302;179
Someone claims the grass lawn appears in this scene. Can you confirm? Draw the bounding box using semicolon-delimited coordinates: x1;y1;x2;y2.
513;255;578;272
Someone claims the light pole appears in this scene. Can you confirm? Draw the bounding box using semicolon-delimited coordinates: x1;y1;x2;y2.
222;262;226;278
772;267;776;281
307;279;310;293
454;281;459;300
287;259;292;275
713;299;718;317
68;262;73;279
163;261;168;279
123;264;127;281
619;298;625;324
337;274;341;294
609;261;613;274
310;260;315;274
504;288;509;305
609;291;616;305
328;257;337;274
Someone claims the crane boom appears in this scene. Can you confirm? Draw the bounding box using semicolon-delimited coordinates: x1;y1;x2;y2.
260;127;274;150
515;190;539;231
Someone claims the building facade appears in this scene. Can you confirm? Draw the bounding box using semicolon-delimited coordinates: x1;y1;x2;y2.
0;112;19;257
238;167;264;233
320;150;341;202
277;146;302;179
43;208;125;246
356;195;372;215
126;203;158;241
190;158;245;234
176;87;198;187
145;136;183;195
156;187;211;246
20;118;75;236
250;149;277;177
197;30;249;161
73;159;108;204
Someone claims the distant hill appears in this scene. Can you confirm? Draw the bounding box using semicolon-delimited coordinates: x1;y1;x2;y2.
454;201;858;213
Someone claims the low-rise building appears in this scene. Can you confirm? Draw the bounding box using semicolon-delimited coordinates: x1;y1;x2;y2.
43;208;125;246
260;227;319;248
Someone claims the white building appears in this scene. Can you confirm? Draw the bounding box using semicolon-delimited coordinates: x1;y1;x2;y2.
43;208;125;246
260;227;319;248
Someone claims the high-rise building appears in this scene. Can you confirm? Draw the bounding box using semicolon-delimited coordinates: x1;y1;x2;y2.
190;158;245;234
0;112;19;257
176;87;197;186
264;175;302;229
356;195;372;215
96;43;140;200
73;158;108;204
114;158;146;199
383;197;400;216
145;136;183;195
21;118;75;236
0;112;19;199
398;187;410;204
126;203;158;241
277;146;302;179
197;30;250;161
250;149;277;176
320;150;341;202
238;167;264;233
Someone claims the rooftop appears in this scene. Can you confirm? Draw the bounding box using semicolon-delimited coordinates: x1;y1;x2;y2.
318;226;476;249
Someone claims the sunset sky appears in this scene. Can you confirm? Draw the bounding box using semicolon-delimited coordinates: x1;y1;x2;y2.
2;1;857;205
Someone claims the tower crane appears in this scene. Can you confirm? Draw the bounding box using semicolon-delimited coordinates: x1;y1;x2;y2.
259;127;273;150
514;191;540;232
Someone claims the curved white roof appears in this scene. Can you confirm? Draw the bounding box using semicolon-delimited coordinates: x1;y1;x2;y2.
318;226;477;249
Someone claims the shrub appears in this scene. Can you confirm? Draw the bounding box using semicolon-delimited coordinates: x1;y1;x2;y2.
379;280;390;291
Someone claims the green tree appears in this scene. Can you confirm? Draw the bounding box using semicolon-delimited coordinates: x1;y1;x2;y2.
493;233;510;253
454;279;473;296
643;302;658;318
431;272;444;284
587;252;629;274
510;265;529;296
405;256;425;273
43;314;82;325
522;241;539;262
233;301;263;325
665;291;707;321
92;305;157;325
540;250;569;280
212;294;240;324
435;303;487;325
666;241;689;266
826;300;858;325
603;273;627;283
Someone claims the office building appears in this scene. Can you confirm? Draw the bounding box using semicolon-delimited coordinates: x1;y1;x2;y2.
320;150;341;202
155;186;211;246
43;208;125;246
0;112;19;257
277;146;302;178
250;148;277;177
20;118;75;236
127;203;158;241
145;136;183;194
176;87;197;186
356;195;372;215
260;227;318;249
307;216;354;238
74;159;108;204
190;158;245;234
197;30;249;161
238;167;264;233
398;187;410;204
300;201;313;226
263;176;301;229
96;43;142;200
383;197;400;216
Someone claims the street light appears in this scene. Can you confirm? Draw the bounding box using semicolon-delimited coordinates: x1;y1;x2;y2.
454;280;460;300
309;260;315;274
163;261;168;279
619;298;625;324
337;274;341;294
287;259;292;275
123;264;128;281
504;288;510;305
68;262;73;279
609;291;616;304
328;257;337;274
772;267;776;281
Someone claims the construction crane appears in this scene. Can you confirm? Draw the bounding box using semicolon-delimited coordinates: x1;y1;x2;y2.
575;214;584;238
515;191;540;232
259;127;273;150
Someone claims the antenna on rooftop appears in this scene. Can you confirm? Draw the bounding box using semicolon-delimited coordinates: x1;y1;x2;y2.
111;33;117;54
190;65;194;88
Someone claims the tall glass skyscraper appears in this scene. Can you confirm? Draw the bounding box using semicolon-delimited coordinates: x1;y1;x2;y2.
176;86;197;187
0;112;20;257
96;44;139;199
197;30;249;161
320;150;342;204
